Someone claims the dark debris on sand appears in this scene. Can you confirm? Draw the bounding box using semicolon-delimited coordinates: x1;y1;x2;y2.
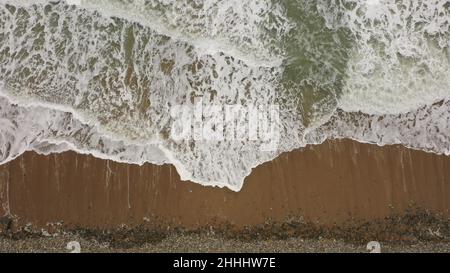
0;209;449;252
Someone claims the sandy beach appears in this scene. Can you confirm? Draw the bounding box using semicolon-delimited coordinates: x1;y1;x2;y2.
1;0;450;254
0;139;449;252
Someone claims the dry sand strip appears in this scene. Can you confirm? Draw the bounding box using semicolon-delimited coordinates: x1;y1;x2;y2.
0;233;449;253
1;208;449;253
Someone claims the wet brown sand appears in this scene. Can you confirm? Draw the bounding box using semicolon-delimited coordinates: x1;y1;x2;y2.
0;138;449;232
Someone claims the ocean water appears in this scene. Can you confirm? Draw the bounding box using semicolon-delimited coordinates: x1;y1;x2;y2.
0;0;449;191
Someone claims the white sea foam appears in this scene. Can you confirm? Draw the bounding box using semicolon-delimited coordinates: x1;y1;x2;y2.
0;92;169;166
322;0;450;114
309;100;450;157
65;0;288;67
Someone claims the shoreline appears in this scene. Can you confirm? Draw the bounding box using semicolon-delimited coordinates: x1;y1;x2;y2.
0;138;449;231
1;138;450;252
